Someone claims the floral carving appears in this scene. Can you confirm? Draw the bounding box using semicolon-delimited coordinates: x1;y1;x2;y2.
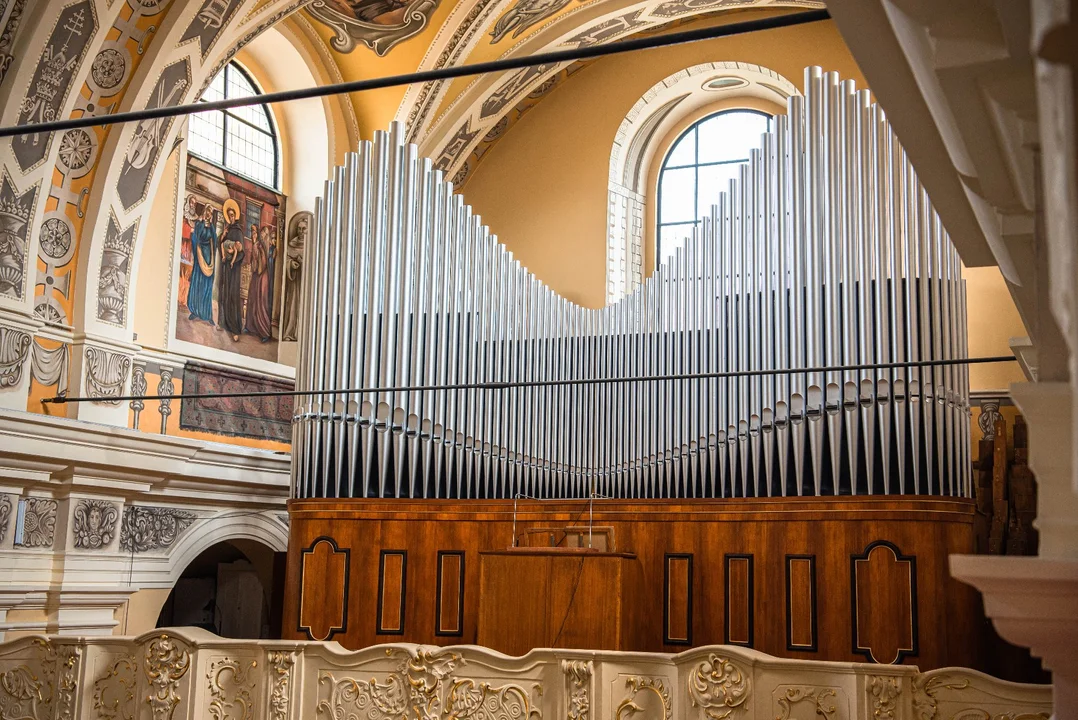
0;324;31;388
93;655;138;720
267;651;294;720
562;659;591;720
145;635;191;720
56;645;81;720
207;657;256;720
15;497;57;548
72;498;119;549
119;505;196;553
869;676;901;720
0;638;57;719
774;686;836;720
616;677;670;720
688;654;749;719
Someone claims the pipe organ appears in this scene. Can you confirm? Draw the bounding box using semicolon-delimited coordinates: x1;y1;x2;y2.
292;66;970;502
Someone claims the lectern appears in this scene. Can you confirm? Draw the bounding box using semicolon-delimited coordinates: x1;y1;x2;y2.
477;547;638;656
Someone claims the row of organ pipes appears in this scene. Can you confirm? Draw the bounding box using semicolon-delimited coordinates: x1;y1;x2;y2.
291;66;971;501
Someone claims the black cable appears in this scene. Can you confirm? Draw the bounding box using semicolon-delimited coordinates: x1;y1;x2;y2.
0;9;830;140
41;354;1017;405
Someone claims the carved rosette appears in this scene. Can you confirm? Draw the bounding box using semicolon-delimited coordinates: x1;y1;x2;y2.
72;498;120;549
119;505;196;553
15;497;57;548
562;659;592;720
206;657;257;720
145;635;191;720
84;346;131;405
0;324;31;389
688;654;749;719
868;676;901;720
267;651;295;720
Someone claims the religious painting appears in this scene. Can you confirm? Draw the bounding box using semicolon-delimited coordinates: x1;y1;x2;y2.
305;0;439;56
174;156;286;363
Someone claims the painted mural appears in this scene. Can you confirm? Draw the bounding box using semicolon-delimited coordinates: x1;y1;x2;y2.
176;156;286;363
305;0;440;55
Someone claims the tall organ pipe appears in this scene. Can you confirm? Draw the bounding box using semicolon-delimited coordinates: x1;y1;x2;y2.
293;67;971;501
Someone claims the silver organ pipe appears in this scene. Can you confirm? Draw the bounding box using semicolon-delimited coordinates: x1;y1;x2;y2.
292;67;972;500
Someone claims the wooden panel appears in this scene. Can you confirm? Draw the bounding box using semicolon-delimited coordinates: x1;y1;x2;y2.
284;496;978;670
436;551;465;636
298;537;348;641
786;555;817;651
851;540;918;663
377;550;407;635
724;554;754;647
664;554;692;645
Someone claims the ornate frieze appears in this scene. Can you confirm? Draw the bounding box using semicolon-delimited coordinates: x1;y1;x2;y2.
119;505;197;553
0;0;29;86
72;498;120;549
14;497;57;548
84;345;132;404
146;635;191;720
0;324;31;389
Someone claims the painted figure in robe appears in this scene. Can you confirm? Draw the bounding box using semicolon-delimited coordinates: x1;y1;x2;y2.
187;205;217;324
218;199;246;341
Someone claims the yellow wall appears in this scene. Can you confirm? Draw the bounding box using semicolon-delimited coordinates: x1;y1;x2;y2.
965;266;1029;390
462;12;867;308
117;588;172;636
134;148;180;351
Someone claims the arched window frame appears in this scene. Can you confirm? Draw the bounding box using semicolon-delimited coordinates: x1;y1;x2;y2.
187;61;280;190
656;108;773;264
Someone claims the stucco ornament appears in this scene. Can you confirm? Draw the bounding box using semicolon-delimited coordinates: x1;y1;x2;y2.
119;505;197;553
0;494;11;543
16;497;57;548
84;346;131;403
0;325;31;389
72;498;120;549
688;654;750;719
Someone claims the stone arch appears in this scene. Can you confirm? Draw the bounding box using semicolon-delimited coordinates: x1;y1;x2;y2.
606;62;797;301
163;510;287;588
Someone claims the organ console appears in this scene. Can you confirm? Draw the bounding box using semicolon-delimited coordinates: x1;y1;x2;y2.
291;66;970;504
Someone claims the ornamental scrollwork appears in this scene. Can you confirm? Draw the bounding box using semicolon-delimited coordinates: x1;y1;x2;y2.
911;673;970;720
316;646;463;719
561;659;591;720
0;638;57;720
616;676;670;720
72;498;120;549
55;645;81;720
267;651;295;720
145;634;191;720
119;505;196;553
688;654;749;719
868;676;901;720
206;657;257;720
445;678;542;720
0;494;11;543
774;686;836;720
93;655;138;720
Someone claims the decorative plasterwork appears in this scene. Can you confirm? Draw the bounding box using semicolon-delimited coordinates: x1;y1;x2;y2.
687;654;750;718
868;676;902;720
14;497;57;548
562;659;592;720
774;686;837;720
84;345;132;404
72;498;120;550
119;505;197;553
305;0;441;55
0;324;31;389
145;634;191;720
0;172;39;302
616;676;670;720
0;494;10;543
206;656;257;720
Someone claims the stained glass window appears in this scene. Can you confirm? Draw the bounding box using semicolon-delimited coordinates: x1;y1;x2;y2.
187;61;279;189
656;109;772;266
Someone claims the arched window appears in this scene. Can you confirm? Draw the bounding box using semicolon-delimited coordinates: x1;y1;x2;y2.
188;61;279;189
656;109;772;265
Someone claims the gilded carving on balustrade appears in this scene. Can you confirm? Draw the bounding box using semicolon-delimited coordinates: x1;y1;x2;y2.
93;655;138;720
561;659;591;720
267;651;295;720
316;647;542;720
774;686;838;720
0;638;57;720
206;657;258;720
615;676;670;720
145;634;191;720
869;677;902;720
688;653;749;719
